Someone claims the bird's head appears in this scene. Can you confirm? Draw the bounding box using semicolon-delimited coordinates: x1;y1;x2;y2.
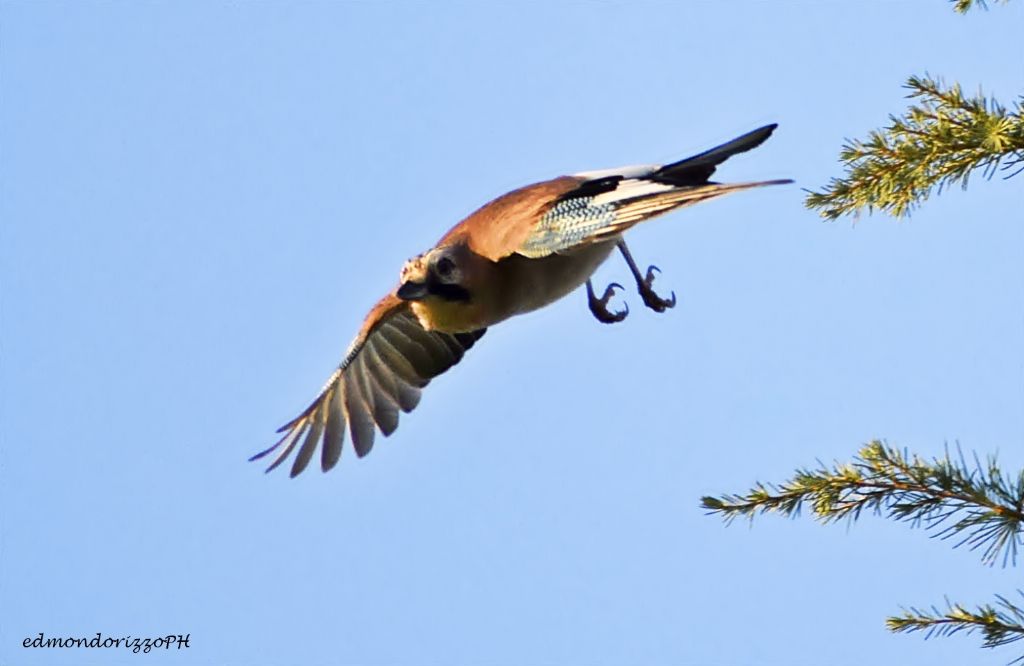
397;246;471;303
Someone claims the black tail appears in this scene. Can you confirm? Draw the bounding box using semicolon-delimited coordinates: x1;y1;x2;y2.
652;124;779;186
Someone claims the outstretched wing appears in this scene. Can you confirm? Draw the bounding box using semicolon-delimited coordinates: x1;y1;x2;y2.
440;124;788;262
517;124;791;258
250;294;486;477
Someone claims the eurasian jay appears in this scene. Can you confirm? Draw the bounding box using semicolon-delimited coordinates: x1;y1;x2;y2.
252;124;790;476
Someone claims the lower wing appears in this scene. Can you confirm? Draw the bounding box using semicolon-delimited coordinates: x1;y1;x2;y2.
251;295;486;477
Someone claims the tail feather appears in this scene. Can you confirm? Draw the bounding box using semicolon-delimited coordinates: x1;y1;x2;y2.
593;178;792;240
653;124;779;186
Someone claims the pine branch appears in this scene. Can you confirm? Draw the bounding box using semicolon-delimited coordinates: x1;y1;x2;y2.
888;593;1024;661
951;0;1010;12
701;441;1024;566
805;75;1024;220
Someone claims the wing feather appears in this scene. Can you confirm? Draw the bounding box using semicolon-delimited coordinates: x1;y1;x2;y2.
345;371;377;457
321;387;345;471
380;319;446;378
290;402;326;477
364;341;421;413
390;316;460;374
373;328;430;388
516;125;791;258
261;421;308;474
250;295;485;476
368;338;425;411
361;360;401;436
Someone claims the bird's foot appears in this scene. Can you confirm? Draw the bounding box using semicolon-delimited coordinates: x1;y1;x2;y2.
588;282;629;324
638;266;677;313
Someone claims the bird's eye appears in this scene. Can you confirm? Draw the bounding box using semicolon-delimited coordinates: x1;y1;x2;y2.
435;256;456;279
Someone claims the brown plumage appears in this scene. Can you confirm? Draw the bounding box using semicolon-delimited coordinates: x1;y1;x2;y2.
438;176;583;261
251;124;791;476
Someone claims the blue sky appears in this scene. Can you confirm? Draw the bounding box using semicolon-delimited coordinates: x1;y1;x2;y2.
3;2;1023;664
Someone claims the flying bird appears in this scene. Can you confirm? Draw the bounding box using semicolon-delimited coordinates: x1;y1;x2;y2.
252;124;791;476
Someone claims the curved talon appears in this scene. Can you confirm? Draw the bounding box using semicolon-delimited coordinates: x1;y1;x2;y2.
587;280;630;324
640;265;677;312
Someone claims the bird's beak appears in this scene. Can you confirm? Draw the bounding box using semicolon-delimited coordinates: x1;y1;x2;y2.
397;280;430;301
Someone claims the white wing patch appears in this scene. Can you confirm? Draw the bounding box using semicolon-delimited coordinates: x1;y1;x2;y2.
573;164;657;180
588;178;675;206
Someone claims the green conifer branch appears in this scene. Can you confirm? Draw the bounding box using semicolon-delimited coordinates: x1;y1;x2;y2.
701;441;1024;566
887;593;1024;660
805;76;1024;220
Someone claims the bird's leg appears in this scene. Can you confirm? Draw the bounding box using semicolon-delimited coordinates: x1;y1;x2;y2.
616;240;676;312
586;279;628;324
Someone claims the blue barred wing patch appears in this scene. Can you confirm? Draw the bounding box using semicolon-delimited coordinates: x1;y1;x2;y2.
514;125;789;259
517;196;617;258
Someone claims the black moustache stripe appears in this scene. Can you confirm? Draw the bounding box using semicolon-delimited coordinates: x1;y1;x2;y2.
428;280;471;302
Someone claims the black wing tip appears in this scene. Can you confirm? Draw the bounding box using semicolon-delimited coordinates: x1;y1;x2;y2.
654;123;783;185
248;444;278;463
743;123;780;148
716;122;781;155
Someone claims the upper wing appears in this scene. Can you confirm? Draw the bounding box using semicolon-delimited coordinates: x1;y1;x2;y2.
250;294;486;477
517;124;790;258
437;176;585;262
515;177;789;258
440;125;787;262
